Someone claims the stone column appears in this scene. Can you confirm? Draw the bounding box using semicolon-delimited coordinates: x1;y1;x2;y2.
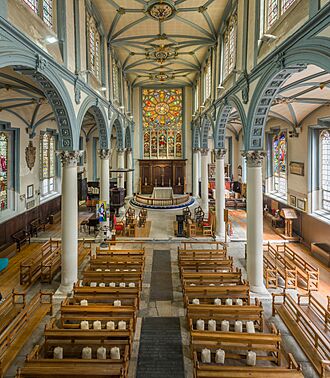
215;149;226;240
193;148;199;198
99;149;110;205
117;148;125;188
57;150;81;293
126;148;133;198
200;148;209;214
243;151;267;294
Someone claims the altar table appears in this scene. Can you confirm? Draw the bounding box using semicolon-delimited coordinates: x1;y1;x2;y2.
151;187;174;199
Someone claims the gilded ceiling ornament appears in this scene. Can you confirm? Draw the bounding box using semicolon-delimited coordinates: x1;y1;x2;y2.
146;0;177;21
145;44;178;64
25;140;36;171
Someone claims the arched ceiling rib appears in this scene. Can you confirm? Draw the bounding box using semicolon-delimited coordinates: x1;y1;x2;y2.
92;0;227;86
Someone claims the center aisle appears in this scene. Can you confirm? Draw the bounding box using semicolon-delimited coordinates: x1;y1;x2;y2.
136;249;185;378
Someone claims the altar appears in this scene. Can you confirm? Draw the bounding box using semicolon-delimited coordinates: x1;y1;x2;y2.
152;187;173;199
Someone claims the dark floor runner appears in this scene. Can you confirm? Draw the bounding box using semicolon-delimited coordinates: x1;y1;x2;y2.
149;250;173;301
136;317;185;378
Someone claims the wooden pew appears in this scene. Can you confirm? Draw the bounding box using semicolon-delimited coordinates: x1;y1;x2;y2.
178;248;227;261
191;323;282;367
272;292;330;377
183;283;250;306
193;353;303;377
89;259;144;272
94;248;145;258
181;269;242;286
0;291;53;378
19;341;129;376
187;299;264;332
180;241;226;250
276;243;319;291
12;230;30;252
60;298;137;330
179;258;234;275
263;243;297;289
81;271;143;284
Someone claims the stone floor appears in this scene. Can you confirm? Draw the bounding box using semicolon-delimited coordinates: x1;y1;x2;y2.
4;203;326;377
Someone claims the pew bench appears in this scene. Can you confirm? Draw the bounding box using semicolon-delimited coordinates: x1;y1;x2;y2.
94;248;145;258
30;218;47;237
179;259;234;275
178;249;227;261
78;278;141;289
0;291;53;378
194;353;303;377
12;230;30;252
272;292;330;378
49;211;61;224
81;271;143;284
181;269;242;286
181;241;226;250
89;260;144;272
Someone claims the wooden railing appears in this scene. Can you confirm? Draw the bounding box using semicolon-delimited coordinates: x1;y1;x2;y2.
134;193;190;206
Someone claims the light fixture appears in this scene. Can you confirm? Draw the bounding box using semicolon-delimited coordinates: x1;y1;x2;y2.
45;36;58;44
146;0;177;21
100;86;107;91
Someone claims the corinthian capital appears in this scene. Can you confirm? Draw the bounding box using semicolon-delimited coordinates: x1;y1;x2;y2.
215;149;227;159
98;149;110;159
242;150;266;167
56;150;83;167
200;148;209;156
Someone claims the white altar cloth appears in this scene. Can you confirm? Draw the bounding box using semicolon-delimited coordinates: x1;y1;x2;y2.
151;187;173;199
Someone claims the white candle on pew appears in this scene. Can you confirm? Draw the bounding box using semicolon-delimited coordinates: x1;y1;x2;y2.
96;269;102;272
97;346;106;360
208;319;216;332
246;321;255;333
118;321;127;330
209;283;215;286
196;319;205;330
80;299;88;306
99;282;106;287
110;347;121;360
246;350;257;366
105;268;110;272
190;283;196;286
225;298;232;305
221;320;229;332
93;321;101;330
201;348;211;363
107;321;115;330
82;346;92;359
236;298;243;306
192;298;200;305
109;282;116;287
119;282;126;287
80;321;89;330
214;298;221;305
114;300;121;306
234;321;243;333
129;282;135;288
90;282;97;287
215;349;225;364
53;346;63;359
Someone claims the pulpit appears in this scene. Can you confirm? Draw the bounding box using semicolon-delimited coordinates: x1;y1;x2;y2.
280;208;298;237
110;188;125;215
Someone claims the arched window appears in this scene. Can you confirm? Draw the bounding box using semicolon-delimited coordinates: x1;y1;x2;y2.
320;130;330;211
87;13;101;80
265;0;297;30
0;132;9;211
272;131;287;196
142;88;183;159
23;0;54;28
204;60;211;101
223;13;237;79
40;133;56;196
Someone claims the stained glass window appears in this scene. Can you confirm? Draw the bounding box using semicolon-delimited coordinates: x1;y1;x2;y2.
142;88;183;159
321;130;330;211
223;13;237;79
273;131;287;196
0;133;8;211
22;0;53;28
88;13;101;80
40;133;56;196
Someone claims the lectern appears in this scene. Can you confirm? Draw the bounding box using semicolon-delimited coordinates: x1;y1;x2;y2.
280;208;298;237
176;215;185;237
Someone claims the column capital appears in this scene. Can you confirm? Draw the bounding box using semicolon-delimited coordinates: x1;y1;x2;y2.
242;150;266;167
57;150;82;167
193;147;200;153
126;147;132;153
98;149;110;159
117;148;125;154
200;148;209;156
215;148;227;159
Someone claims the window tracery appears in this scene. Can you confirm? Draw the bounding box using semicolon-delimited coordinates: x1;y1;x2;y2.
223;13;237;79
40;133;56;196
273;131;287;196
87;13;101;80
142;88;183;159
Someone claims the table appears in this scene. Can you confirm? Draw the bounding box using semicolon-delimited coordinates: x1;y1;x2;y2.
151;187;173;199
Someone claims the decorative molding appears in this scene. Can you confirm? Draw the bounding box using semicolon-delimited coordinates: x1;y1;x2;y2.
200;148;209;156
242;151;266;167
36;54;47;72
98;149;110;159
56;150;83;167
74;76;81;105
25;140;36;171
193;147;200;153
215;148;227;159
117;148;125;154
126;147;132;153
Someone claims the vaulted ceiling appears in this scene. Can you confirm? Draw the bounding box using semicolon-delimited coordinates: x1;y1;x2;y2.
92;0;226;87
